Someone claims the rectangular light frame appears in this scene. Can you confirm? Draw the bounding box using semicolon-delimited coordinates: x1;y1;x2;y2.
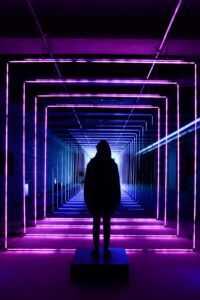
4;58;197;251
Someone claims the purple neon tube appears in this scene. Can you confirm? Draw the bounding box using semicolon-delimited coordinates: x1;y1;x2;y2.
5;63;9;249
23;83;26;234
37;96;161;228
44;104;159;219
5;58;196;251
27;78;176;229
34;97;37;225
193;64;198;250
10;58;192;64
164;99;169;226
44;107;47;218
157;108;161;219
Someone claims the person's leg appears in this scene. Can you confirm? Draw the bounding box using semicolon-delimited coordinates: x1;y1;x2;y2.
103;214;111;252
93;214;101;253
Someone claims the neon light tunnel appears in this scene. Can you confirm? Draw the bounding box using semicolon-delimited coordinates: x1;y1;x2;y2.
1;57;198;253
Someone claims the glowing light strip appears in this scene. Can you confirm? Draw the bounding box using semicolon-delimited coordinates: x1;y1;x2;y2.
36;224;165;229
26;233;173;240
67;147;69;200
70;137;135;142
164;99;168;226
6;248;76;254
5;63;9;249
44;217;160;222
40;93;163;99
39;92;163;215
35;94;156;220
43;96;157;206
45;104;159;220
30;78;176;85
6;248;193;254
26;78;174;231
64;151;67;202
44;107;47;218
23;83;26;234
177;85;180;235
157;0;183;54
92;59;191;65
5;58;196;251
64;127;148;132
157;108;160;219
48;104;154;109
34;97;37;225
26;77;176;211
126;249;193;254
68;126;145;135
11;58;192;64
52;167;54;211
139;117;200;154
61;150;63;204
26;234;177;239
133;138;136;199
56;159;58;208
193;64;198;250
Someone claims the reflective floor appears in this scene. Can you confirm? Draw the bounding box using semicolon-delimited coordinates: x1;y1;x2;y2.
7;191;191;251
1;191;200;300
1;249;200;300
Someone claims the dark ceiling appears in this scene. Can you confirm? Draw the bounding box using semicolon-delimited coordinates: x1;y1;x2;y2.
0;0;199;39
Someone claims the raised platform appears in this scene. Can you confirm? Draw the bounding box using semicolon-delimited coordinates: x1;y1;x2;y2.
70;248;129;282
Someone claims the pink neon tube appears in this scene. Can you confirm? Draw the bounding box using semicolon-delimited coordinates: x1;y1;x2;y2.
27;79;176;229
52;167;54;211
38;91;167;222
3;69;195;254
193;64;198;250
23;83;26;234
64;151;67;202
39;99;161;223
56;159;58;208
61;150;64;204
133;138;136;199
34;97;37;225
10;58;192;64
40;93;163;99
44;107;47;218
9;77;149;242
48;104;153;109
44;104;160;219
67;147;70;200
37;83;187;243
6;61;194;251
30;78;176;85
164;99;168;227
157;108;160;220
47;97;166;221
177;85;180;236
5;63;9;249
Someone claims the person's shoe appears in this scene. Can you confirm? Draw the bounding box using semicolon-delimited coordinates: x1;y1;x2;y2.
104;248;112;259
91;249;99;259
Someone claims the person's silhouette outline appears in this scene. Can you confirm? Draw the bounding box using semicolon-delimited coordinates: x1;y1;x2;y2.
84;140;121;258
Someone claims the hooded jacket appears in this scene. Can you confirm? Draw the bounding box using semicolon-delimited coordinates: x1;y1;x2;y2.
84;153;121;215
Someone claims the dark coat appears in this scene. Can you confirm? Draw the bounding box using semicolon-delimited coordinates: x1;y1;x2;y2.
84;154;121;215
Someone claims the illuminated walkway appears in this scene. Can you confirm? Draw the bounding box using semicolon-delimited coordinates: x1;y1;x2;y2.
8;217;191;251
2;192;199;300
50;190;145;218
8;191;191;251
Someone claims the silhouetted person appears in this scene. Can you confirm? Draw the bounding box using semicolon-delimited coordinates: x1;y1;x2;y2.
84;140;121;258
